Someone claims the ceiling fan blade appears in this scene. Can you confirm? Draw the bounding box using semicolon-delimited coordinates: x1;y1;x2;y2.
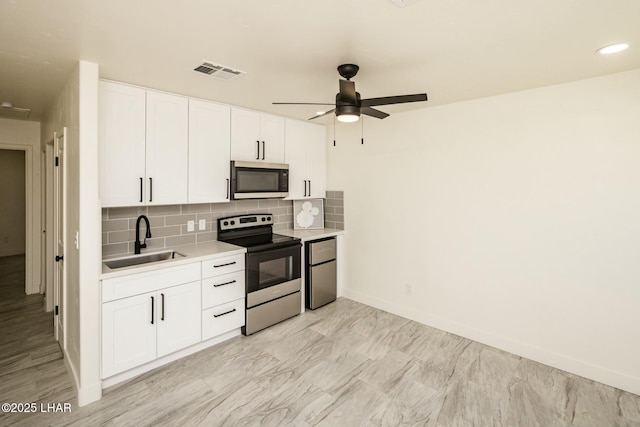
308;109;335;120
360;93;428;108
361;107;389;119
339;79;357;104
272;102;335;105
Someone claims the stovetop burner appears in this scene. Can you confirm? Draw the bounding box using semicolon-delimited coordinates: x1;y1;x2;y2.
217;214;300;252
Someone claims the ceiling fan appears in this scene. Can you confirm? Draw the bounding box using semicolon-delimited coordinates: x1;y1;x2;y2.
273;64;428;122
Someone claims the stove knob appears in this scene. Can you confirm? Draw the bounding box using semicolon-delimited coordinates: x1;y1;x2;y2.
230;220;235;225
262;217;266;222
267;217;272;221
223;221;228;226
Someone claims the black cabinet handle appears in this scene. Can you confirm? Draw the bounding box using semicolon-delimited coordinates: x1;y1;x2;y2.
262;141;265;160
214;308;236;318
151;296;154;324
256;140;260;160
303;180;307;197
308;180;311;196
149;177;153;202
214;261;236;268
161;293;165;321
213;280;236;288
226;178;230;199
139;177;143;203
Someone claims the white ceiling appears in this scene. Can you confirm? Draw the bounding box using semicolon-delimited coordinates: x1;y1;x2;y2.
1;0;639;123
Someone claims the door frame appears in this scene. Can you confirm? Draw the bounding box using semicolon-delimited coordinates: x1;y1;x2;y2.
53;129;67;349
44;139;55;311
0;145;34;294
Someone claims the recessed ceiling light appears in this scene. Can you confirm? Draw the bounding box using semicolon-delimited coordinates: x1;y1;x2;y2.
597;43;629;55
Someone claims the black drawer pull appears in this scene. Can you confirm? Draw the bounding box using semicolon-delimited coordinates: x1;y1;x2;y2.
214;308;236;318
214;262;236;268
213;280;236;288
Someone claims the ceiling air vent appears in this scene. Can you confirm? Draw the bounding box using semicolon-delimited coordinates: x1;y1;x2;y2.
194;61;246;80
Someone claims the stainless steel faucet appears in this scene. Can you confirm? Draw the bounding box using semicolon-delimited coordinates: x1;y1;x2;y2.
134;215;152;254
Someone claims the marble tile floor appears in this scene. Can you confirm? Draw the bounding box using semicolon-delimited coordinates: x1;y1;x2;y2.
1;254;639;426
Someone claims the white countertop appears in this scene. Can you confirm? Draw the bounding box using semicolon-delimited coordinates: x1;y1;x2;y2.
101;241;246;279
278;228;344;242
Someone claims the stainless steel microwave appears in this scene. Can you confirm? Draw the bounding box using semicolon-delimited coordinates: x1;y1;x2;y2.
230;161;289;200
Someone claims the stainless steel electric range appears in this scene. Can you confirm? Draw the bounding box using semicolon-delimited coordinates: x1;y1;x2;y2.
217;214;302;335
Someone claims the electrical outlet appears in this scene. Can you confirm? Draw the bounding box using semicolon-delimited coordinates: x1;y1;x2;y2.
198;219;206;231
187;220;195;232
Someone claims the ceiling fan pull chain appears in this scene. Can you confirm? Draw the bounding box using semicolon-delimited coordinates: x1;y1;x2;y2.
333;115;336;147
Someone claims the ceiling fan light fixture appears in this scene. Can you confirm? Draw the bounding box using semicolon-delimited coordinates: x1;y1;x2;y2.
336;105;360;123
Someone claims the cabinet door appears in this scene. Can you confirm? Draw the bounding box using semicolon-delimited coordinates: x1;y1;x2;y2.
99;81;146;207
230;108;261;161
102;292;157;378
146;91;189;205
306;123;327;198
260;113;285;163
188;99;231;203
156;281;202;357
284;118;309;199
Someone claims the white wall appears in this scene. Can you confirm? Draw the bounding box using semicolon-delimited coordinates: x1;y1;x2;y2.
42;60;102;406
0;150;26;256
0;118;41;292
328;69;640;395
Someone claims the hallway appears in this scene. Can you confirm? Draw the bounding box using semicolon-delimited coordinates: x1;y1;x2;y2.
0;255;74;412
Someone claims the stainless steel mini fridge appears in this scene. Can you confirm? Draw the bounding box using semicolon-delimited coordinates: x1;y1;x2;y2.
305;237;337;309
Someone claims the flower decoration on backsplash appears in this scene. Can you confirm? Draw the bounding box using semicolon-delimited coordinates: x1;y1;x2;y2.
296;201;320;228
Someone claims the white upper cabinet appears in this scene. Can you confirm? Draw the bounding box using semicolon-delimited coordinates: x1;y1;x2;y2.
285;119;327;199
146;91;189;205
188;99;231;203
99;81;146;207
231;108;285;163
99;82;189;207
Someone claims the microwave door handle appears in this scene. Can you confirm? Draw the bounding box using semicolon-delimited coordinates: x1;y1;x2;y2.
256;140;260;160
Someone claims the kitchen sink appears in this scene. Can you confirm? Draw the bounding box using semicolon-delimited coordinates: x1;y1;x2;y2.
104;251;186;269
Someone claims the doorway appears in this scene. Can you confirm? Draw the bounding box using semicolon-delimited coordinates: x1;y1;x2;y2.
0;149;26;261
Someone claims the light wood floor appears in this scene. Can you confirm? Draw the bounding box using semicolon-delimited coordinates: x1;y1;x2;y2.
1;255;639;426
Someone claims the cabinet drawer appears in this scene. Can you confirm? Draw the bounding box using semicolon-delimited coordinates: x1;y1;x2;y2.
201;254;244;278
202;299;245;341
102;262;201;302
202;271;245;309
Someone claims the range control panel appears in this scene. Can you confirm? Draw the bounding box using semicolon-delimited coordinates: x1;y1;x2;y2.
218;214;273;232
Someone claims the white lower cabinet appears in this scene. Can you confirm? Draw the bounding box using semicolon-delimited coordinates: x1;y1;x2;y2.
102;292;157;378
102;256;246;380
202;299;245;341
156;281;202;357
102;280;201;378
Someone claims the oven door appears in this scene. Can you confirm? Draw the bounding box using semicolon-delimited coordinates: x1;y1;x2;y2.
246;244;301;307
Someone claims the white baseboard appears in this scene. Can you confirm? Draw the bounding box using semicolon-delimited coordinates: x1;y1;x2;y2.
343;287;640;396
